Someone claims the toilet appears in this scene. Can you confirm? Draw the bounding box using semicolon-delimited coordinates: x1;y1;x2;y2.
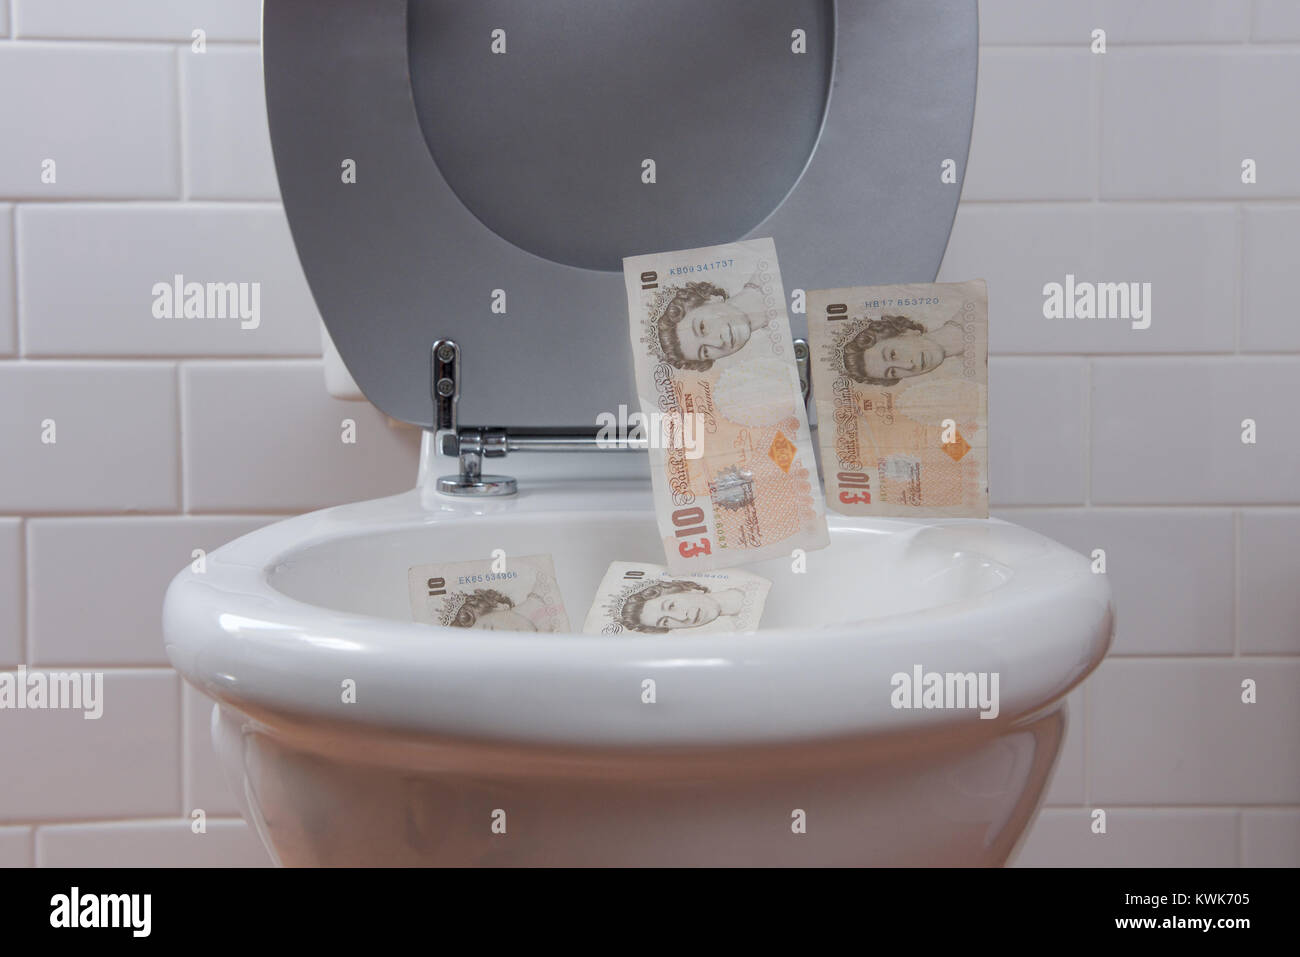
162;0;1114;866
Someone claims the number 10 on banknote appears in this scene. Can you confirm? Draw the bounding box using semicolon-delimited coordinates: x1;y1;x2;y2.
806;280;989;518
622;238;829;573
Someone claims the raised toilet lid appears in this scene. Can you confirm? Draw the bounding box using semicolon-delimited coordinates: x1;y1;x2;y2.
263;0;977;428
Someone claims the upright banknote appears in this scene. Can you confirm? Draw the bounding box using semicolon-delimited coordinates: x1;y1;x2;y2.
806;280;989;518
582;561;771;636
407;554;570;633
622;238;829;573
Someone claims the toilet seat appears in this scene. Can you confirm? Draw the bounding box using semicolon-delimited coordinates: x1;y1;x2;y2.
264;0;978;429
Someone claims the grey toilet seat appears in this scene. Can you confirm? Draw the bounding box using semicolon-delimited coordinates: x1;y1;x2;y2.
264;0;977;428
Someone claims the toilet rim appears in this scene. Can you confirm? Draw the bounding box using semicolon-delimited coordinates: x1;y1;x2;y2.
163;487;1112;749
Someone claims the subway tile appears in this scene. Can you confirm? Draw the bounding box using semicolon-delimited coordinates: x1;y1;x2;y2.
1254;0;1300;40
1093;205;1236;352
988;358;1087;506
1096;0;1252;43
182;362;420;511
0;206;13;355
0;363;179;513
1013;808;1238;866
0;1;8;37
1241;809;1300;867
999;509;1234;655
13;0;261;41
183;683;243;817
28;517;277;667
0;44;179;199
963;50;1095;200
1088;659;1300;804
940;205;1098;354
1043;687;1086;805
0;670;180;821
1238;510;1300;655
184;47;280;200
1101;51;1300;199
0;826;32;867
1242;206;1300;351
0;520;20;667
977;0;1099;45
942;204;1236;354
19;205;319;357
37;819;269;867
1092;358;1300;504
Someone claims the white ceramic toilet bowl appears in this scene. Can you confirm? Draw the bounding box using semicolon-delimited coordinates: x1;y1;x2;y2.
163;441;1112;867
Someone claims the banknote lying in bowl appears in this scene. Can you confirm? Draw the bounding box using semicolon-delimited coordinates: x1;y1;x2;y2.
806;279;988;518
582;561;771;636
407;554;570;633
622;237;829;573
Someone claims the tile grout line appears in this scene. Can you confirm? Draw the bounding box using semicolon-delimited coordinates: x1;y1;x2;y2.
1233;510;1241;656
177;672;188;817
175;44;189;202
19;516;28;666
1235;202;1244;352
177;361;187;513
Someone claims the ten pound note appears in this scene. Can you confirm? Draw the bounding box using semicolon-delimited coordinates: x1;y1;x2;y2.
622;238;829;573
806;280;989;518
582;561;771;636
407;554;570;632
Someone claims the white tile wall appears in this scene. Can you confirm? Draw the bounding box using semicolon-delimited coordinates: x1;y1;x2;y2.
1238;510;1300;655
0;519;20;666
1253;0;1300;40
977;0;1099;45
1101;51;1300;199
988;358;1087;505
183;47;280;200
0;0;1295;868
12;0;261;41
28;516;279;665
1241;809;1300;867
37;819;270;867
0;670;180;821
182;362;420;511
0;205;13;355
1001;509;1235;655
1242;206;1300;351
963;50;1095;200
0;44;180;199
0;826;33;867
0;363;180;513
1096;0;1253;44
1091;358;1300;504
1088;660;1300;805
940;204;1239;354
19;205;319;356
1013;808;1239;867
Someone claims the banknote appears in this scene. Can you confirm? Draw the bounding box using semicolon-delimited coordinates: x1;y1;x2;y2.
582;561;771;636
806;280;989;518
622;237;829;573
407;554;570;632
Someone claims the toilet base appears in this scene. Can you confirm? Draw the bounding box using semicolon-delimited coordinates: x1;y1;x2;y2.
212;701;1066;867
